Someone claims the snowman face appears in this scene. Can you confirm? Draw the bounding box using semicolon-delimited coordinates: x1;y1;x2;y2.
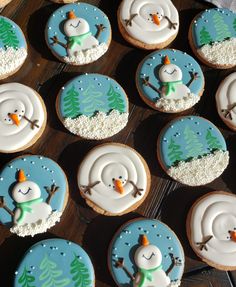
134;244;162;269
144;6;164;24
64;18;90;37
0;99;25;125
12;181;41;203
159;64;183;83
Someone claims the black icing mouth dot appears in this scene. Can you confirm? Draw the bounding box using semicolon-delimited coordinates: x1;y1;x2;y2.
142;252;155;260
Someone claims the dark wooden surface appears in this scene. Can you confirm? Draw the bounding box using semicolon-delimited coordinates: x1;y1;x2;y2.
0;0;235;286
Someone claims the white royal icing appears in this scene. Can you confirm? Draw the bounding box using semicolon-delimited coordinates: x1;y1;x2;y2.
134;245;162;269
120;0;179;45
0;83;45;152
77;144;148;214
190;193;236;267
12;181;41;203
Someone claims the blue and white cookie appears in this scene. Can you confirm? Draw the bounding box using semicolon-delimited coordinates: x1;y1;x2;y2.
0;16;27;79
108;218;184;287
56;74;129;140
46;3;111;65
0;155;68;237
157;116;229;186
14;238;95;287
189;8;236;68
136;49;204;113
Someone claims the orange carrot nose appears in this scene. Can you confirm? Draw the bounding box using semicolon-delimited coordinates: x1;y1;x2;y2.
152;14;160;26
114;179;124;194
9;113;20;126
230;231;236;242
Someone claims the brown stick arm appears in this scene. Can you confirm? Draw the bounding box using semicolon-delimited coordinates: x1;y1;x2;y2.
124;14;138;27
0;196;14;216
166;253;182;275
142;76;161;94
45;184;60;204
164;16;178;30
80;181;101;195
196;235;213;251
221;103;236;120
50;36;67;49
95;24;106;39
129;181;143;198
187;72;199;88
115;258;135;281
23;115;39;130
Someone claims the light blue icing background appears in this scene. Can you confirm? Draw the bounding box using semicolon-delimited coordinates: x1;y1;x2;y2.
46;3;111;58
136;49;204;103
14;239;94;287
0;16;26;49
109;219;184;286
192;8;236;48
0;155;67;226
59;73;128;117
159;116;227;168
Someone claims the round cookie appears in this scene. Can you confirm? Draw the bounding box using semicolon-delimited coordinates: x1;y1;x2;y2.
157;116;229;186
46;3;111;65
189;8;236;69
0;16;27;79
77;143;151;216
0;0;13;8
14;238;95;287
56;73;129;140
187;191;236;270
0;155;69;237
108;218;185;287
0;83;47;153
216;72;236;131
136;49;204;113
118;0;179;50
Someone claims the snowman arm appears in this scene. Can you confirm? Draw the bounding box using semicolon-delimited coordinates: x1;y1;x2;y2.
196;235;213;251
221;103;236;120
164;16;178;30
115;258;135;281
50;36;67;49
142;77;161;94
80;181;101;195
0;196;14;216
187;72;199;88
166;253;183;275
95;24;106;40
129;181;144;198
45;184;60;204
124;13;138;27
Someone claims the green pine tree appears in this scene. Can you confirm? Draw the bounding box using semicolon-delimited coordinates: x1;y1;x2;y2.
167;137;183;165
199;26;212;45
39;254;70;287
206;129;222;151
18;267;36;287
63;85;80;118
82;84;105;114
107;84;125;113
184;126;203;158
0;17;20;49
70;254;92;287
233;18;236;32
213;12;231;42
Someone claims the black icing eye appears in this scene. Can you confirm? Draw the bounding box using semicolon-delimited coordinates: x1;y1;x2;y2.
8;119;11;122
119;176;122;179
18;189;22;193
8;113;10;116
112;178;115;181
22;110;24;113
14;110;17;113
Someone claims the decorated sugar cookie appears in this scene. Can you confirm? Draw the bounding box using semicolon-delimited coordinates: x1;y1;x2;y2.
50;0;78;3
118;0;179;50
216;72;236;131
0;155;68;237
77;143;151;215
56;74;129;140
46;3;111;65
14;239;95;287
136;49;204;113
157;116;229;186
189;8;236;68
0;16;27;79
0;83;47;153
187;191;236;270
108;218;184;286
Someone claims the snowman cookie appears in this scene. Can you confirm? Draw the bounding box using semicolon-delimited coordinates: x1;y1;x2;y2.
46;3;111;65
77;143;151;216
56;74;129;140
157;116;229;186
0;16;27;79
14;238;95;287
0;155;69;237
118;0;179;50
187;191;236;270
189;8;236;69
0;83;47;153
136;49;204;113
216;72;236;131
108;218;184;287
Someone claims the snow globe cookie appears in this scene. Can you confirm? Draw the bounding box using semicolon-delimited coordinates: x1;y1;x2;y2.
216;72;236;131
77;143;151;216
0;155;69;237
56;74;129;140
14;239;95;287
0;83;47;153
157;116;229;186
118;0;179;50
189;8;236;69
187;191;236;270
0;16;27;79
46;3;111;65
108;218;184;287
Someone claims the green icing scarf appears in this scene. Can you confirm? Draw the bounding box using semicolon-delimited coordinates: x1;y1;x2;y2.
68;32;92;49
138;265;162;287
16;197;43;223
162;80;182;96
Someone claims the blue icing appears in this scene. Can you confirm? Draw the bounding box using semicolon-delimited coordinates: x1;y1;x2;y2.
59;73;128;117
46;3;111;58
159;116;227;168
109;219;184;286
0;155;67;226
0;16;26;49
14;239;94;287
136;49;204;103
192;8;236;48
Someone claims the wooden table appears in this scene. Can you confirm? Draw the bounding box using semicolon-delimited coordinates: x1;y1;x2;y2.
0;0;235;286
